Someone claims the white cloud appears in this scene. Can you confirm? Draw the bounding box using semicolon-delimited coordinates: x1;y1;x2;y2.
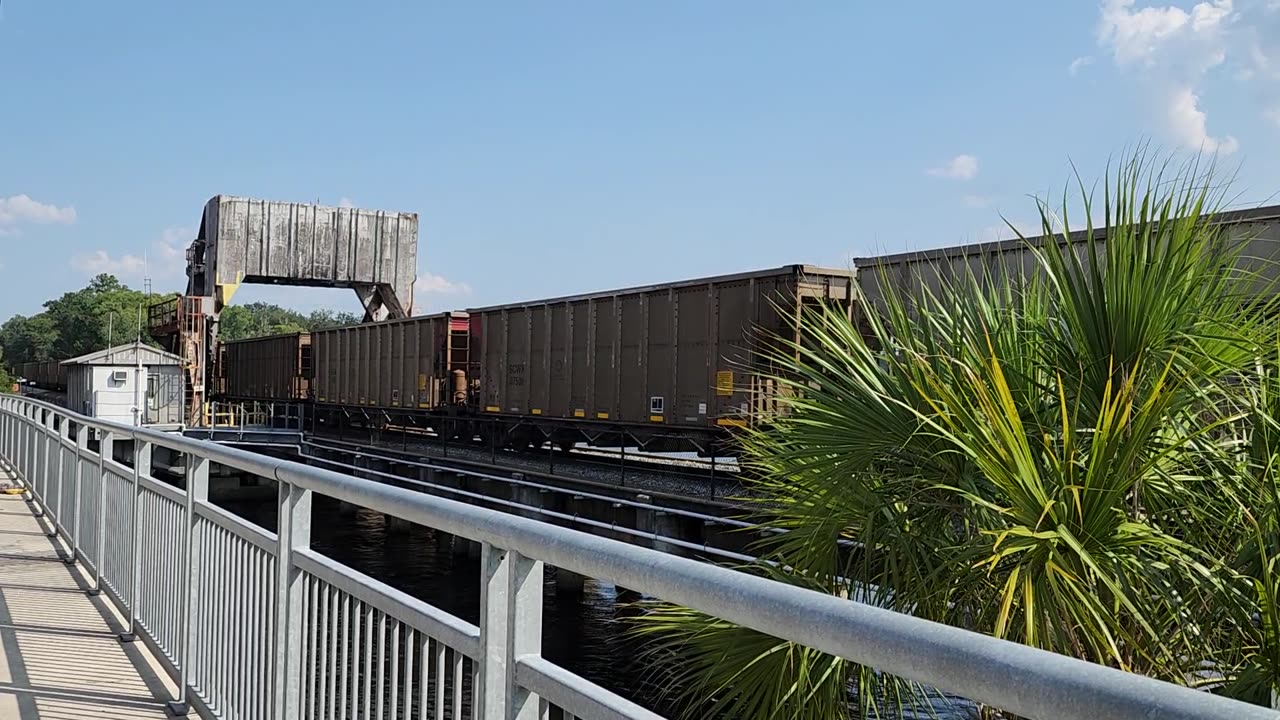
1069;55;1095;75
1092;0;1279;154
1265;105;1280;126
1098;0;1231;67
1167;86;1239;152
337;197;355;208
71;250;148;277
926;154;979;181
413;272;472;313
0;194;76;229
69;226;191;283
962;194;992;208
416;272;471;296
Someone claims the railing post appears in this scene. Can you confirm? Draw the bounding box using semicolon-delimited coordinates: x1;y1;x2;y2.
16;405;25;486
37;409;52;521
120;437;151;643
273;477;312;720
477;542;543;720
51;414;68;533
90;430;113;597
68;423;88;565
169;451;209;716
31;409;42;513
22;406;32;487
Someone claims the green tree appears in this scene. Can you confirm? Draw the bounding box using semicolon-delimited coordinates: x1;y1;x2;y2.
0;275;358;364
307;308;360;330
41;274;167;359
630;151;1280;718
218;302;360;341
0;313;58;365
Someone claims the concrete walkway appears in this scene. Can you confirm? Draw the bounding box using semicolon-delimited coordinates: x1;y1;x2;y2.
0;471;178;719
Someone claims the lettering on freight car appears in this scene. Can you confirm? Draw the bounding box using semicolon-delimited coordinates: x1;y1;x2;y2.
508;363;526;387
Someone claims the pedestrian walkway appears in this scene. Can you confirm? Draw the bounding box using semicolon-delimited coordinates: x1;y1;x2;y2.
0;470;177;719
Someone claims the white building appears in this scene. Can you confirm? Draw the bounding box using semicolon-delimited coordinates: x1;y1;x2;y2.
61;342;185;429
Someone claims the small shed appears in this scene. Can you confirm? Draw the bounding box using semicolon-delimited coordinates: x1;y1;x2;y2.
62;342;185;427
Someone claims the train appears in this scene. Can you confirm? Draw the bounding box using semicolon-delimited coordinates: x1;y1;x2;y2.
209;202;1280;455
218;264;858;454
17;359;67;392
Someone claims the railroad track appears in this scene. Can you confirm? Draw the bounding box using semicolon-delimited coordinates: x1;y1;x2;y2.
312;423;744;500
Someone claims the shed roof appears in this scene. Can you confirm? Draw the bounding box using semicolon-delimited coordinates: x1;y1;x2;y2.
61;341;183;367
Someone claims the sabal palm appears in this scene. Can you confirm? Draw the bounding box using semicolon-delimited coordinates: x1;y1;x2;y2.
629;150;1280;718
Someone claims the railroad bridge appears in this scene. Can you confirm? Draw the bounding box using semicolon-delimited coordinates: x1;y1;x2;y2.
0;394;1272;720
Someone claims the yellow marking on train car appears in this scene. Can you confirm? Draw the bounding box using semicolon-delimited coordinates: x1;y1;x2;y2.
318;397;327;402
418;403;431;409
531;409;542;415
391;401;400;407
717;418;748;427
485;405;501;412
573;409;585;418
716;370;734;396
649;415;664;423
596;412;609;419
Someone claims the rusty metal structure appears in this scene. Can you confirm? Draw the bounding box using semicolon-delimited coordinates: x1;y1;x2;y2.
150;195;420;425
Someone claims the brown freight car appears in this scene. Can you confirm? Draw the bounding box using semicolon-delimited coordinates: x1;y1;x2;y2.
311;311;471;411
221;332;312;401
20;359;67;391
466;264;856;452
855;203;1280;318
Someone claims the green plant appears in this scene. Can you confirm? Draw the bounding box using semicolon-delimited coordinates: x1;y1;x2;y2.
628;149;1280;717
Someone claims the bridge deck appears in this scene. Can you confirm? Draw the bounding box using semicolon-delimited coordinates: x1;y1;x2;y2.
0;471;176;719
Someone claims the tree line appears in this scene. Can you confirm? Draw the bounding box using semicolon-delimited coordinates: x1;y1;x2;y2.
0;273;359;370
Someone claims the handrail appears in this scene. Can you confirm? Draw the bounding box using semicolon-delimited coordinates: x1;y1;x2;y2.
1;393;1276;720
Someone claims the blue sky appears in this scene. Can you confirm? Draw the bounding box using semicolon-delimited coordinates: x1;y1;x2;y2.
1;1;1278;320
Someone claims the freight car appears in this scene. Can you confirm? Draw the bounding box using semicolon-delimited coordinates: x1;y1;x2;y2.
311;311;472;411
18;359;67;391
854;204;1280;316
219;332;312;402
466;264;857;453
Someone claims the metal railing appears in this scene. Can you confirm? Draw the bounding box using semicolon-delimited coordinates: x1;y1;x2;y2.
0;393;1276;720
205;400;306;431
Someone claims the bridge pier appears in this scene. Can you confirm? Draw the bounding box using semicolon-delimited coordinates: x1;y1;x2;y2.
555;567;586;598
634;494;683;555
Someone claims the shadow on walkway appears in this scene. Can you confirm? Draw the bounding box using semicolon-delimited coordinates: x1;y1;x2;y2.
0;476;179;719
